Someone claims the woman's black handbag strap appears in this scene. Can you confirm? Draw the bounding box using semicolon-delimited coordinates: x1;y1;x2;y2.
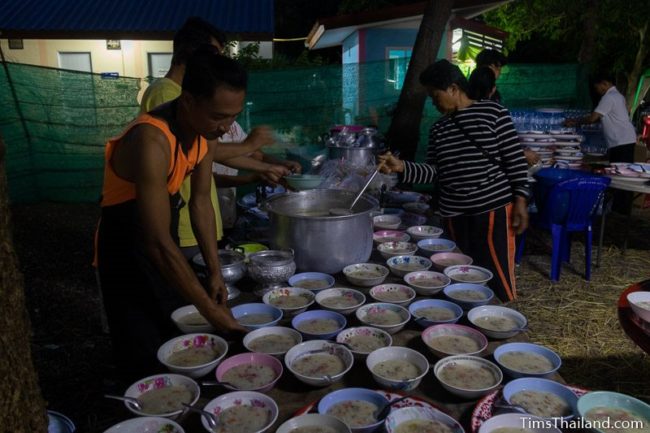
450;116;505;172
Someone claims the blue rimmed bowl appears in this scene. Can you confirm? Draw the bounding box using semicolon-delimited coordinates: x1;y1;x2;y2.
292;310;347;340
318;388;389;433
443;283;494;309
417;238;456;255
386;255;432;277
288;272;336;292
232;303;283;331
494;342;561;378
503;377;578;421
409;299;463;328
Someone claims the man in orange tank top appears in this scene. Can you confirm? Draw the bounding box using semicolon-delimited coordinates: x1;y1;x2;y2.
97;47;248;379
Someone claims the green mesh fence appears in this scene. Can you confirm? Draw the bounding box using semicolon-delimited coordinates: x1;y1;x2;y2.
0;60;587;204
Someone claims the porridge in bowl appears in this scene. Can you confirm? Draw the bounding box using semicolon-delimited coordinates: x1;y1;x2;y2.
453;274;486;283
372;359;421;381
498;351;554;374
350;270;383;279
292;353;346;378
239;314;275;326
214;404;271;433
327;400;378;427
435;258;465;267
394;262;427;272
510;390;571;418
345;334;386;353
411;277;446;288
296;279;331;290
427;335;481;355
449;290;488;301
320;296;360;309
373;290;411;302
291;427;339;433
395;419;454;433
138;385;194;415
222;364;278;390
248;334;297;354
584;407;650;433
414;307;456;321
438;361;498;390
474;316;519;332
166;345;220;367
179;311;209;326
270;295;312;309
296;319;341;335
364;309;403;326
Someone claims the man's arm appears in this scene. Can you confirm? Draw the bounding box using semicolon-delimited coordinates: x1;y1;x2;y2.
214;173;260;188
222;155;291;184
211;126;275;162
132;128;244;332
260;152;302;173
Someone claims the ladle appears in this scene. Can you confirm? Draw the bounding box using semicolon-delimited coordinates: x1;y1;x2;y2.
182;403;221;430
373;395;410;420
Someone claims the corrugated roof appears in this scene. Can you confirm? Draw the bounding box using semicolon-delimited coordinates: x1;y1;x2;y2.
0;0;274;40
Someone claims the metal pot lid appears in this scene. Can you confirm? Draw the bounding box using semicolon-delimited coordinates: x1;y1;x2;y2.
248;249;294;266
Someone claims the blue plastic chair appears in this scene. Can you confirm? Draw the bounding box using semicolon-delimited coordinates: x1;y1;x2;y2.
516;176;611;281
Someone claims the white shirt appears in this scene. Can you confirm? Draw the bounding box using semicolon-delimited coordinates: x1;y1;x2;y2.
594;86;637;148
213;121;248;229
213;121;248;175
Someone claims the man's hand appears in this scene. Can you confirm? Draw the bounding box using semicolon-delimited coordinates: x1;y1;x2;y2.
283;159;302;174
245;126;275;151
205;302;248;334
377;152;405;174
260;164;291;185
207;273;229;305
512;196;529;235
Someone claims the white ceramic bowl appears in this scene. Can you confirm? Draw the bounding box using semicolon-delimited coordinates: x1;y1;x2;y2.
242;326;303;358
444;265;493;285
377;241;418;260
103;417;185;433
276;414;351;433
369;284;416;306
421;324;488;358
433;355;503;399
409;299;463;328
315;287;367;315
403;271;450;296
157;333;228;378
170;305;215;334
374;214;402;230
386;255;432;277
503;378;578;421
478;414;562;433
467;305;528;339
627;291;650;322
366;346;430;392
336;326;393;359
493;342;562;378
356;303;411;334
263;287;315;317
406;225;443;241
124;373;200;418
201;391;279;433
285;340;354;387
343;263;390;287
385;406;464;433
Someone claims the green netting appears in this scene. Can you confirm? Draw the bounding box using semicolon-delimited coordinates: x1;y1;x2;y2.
0;60;588;204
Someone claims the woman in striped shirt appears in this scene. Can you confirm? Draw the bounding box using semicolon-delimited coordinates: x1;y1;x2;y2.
379;59;529;302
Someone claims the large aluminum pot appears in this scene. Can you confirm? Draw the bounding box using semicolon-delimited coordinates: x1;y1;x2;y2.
327;145;385;167
264;189;377;274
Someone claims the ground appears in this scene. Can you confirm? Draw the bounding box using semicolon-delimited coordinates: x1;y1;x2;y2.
9;202;650;432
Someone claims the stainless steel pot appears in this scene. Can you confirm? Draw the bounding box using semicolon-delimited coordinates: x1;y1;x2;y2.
193;250;246;300
247;249;297;296
327;145;385;166
263;189;377;274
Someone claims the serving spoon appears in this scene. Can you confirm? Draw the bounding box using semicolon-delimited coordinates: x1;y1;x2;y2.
201;379;237;388
373;395;411;420
104;394;143;411
182;403;221;430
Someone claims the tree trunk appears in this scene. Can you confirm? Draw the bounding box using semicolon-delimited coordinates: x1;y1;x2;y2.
0;134;48;432
626;21;649;109
575;0;599;108
385;0;454;161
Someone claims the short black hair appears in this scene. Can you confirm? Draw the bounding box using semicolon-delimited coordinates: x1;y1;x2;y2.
182;45;247;99
419;59;470;94
172;17;228;65
476;49;508;68
591;70;615;85
469;66;496;100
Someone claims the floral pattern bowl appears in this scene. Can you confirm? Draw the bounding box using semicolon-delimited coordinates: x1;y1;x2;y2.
124;373;200;419
343;263;389;287
336;326;393;359
386;255;432;277
377;241;418;260
356;303;411;334
103;417;185;433
369;284;416;306
315;288;367;315
157;333;229;378
202;391;279;433
385;406;464;433
262;287;315;317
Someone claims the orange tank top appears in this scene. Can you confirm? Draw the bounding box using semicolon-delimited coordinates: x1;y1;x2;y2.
100;112;209;207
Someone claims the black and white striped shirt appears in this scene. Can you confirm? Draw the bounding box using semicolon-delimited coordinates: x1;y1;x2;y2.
402;100;529;217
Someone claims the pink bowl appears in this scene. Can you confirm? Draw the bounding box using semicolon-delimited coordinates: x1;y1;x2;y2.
215;352;283;393
430;252;473;272
373;230;410;244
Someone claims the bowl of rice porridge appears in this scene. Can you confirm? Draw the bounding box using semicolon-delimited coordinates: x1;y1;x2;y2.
243;326;302;358
171;304;216;334
292;310;347;340
503;378;578;421
627;291;650;322
377;241;418;260
409;299;463;328
443;284;494;309
421;324;488;358
336;327;392;359
103;417;186;433
403;271;451;296
444;265;493;286
386;256;432;278
385;406;464;433
366;347;430;392
285;340;354;387
289;272;336;293
416;238;456;255
430;253;473;272
356;303;411;335
478;413;562;433
124;373;200;418
215;352;283;393
202;391;279;433
317;387;389;433
369;284;416;306
577;390;650;433
232;303;283;331
494;343;561;378
276;414;351;433
433;355;502;399
157;333;228;378
467;306;527;339
316;288;366;316
263;287;315;317
343;263;390;287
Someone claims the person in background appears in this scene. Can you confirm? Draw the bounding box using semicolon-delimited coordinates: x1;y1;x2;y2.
476;49;508;104
141;17;298;256
98;48;249;380
379;59;529;302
